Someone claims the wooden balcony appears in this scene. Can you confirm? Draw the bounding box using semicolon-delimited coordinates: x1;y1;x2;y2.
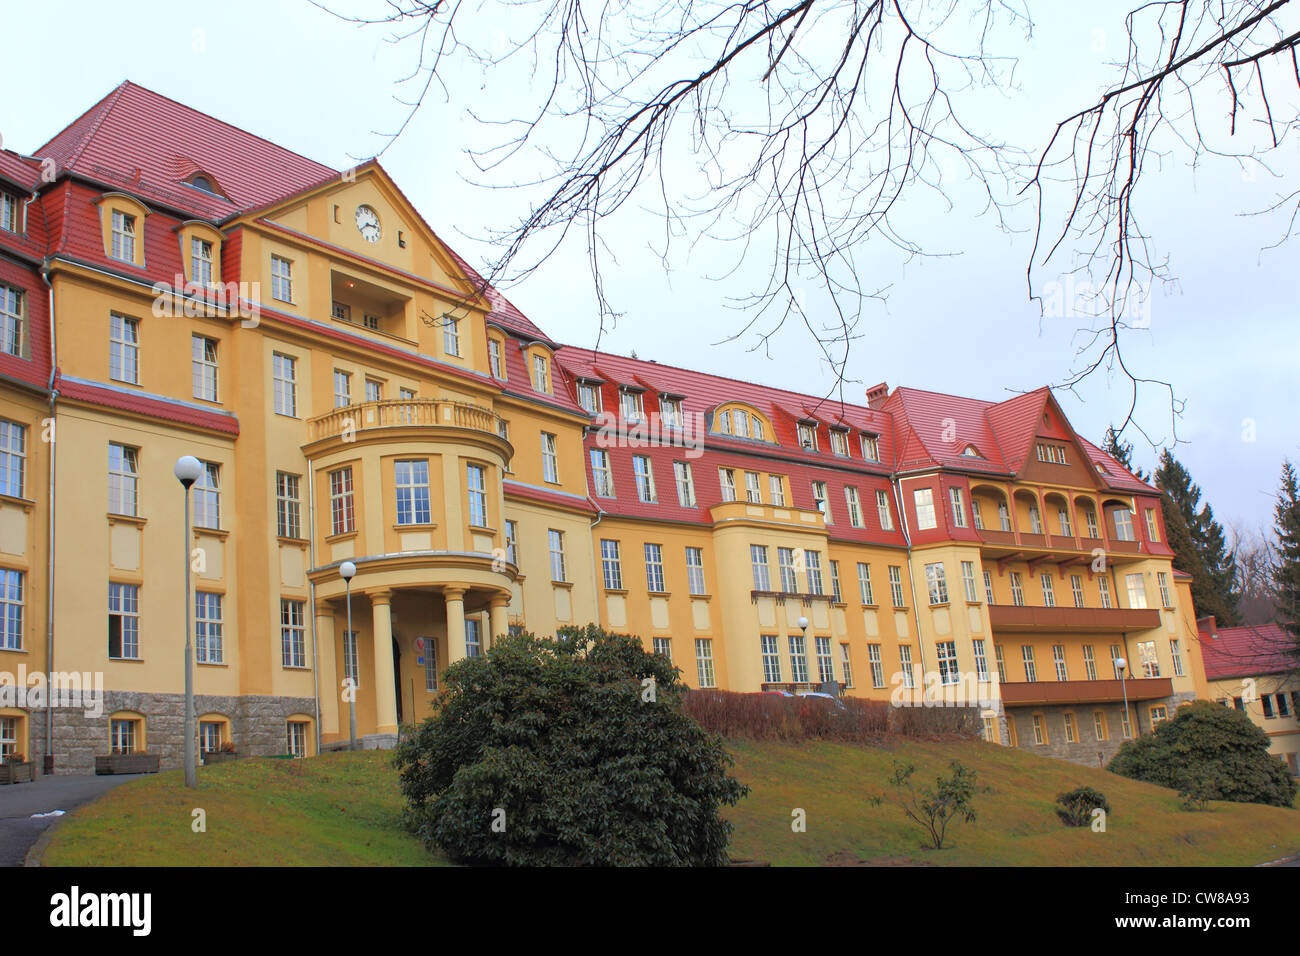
306;399;505;443
1000;677;1173;707
987;604;1162;633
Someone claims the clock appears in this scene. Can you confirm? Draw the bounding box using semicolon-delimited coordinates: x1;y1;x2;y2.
355;204;381;243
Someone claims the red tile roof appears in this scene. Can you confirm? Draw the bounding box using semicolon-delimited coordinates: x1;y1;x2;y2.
56;375;240;436
1198;622;1297;680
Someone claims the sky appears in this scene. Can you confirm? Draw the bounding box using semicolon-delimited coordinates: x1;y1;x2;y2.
2;0;1296;536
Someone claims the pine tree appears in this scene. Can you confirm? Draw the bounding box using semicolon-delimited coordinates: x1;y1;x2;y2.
1271;460;1300;641
1102;425;1144;480
1153;449;1240;625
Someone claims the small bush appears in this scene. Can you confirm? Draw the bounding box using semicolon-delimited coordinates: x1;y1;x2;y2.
872;760;984;849
1055;786;1111;826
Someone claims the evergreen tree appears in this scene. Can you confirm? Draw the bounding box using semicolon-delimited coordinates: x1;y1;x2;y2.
1271;460;1300;641
1102;425;1144;480
1153;449;1240;625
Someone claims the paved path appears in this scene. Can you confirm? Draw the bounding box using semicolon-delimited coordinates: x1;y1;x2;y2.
0;773;147;866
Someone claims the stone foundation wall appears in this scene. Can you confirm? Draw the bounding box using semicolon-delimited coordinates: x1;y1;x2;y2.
23;692;317;775
1005;691;1197;768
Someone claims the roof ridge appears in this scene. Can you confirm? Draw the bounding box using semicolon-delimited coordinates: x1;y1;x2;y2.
41;80;129;171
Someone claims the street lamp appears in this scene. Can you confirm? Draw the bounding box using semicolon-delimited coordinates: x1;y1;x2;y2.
797;616;810;689
340;560;357;751
1116;656;1130;740
173;455;203;789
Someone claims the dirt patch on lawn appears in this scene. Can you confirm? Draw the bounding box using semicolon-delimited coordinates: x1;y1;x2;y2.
824;849;934;866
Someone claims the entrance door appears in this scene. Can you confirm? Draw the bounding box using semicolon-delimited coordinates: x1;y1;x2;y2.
393;636;403;725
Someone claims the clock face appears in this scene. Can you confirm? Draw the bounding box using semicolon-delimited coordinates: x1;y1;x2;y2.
355;205;381;243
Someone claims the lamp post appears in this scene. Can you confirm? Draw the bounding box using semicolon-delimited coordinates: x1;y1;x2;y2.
797;616;810;690
1116;656;1130;740
173;455;203;789
340;561;357;751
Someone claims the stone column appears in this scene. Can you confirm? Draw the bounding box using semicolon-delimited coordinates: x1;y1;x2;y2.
370;590;399;736
314;602;340;739
489;593;510;647
445;586;467;664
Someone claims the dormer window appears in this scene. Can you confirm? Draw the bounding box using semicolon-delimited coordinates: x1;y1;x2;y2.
797;421;818;450
577;381;601;414
488;336;506;379
531;353;551;393
619;387;644;422
110;210;136;262
659;395;682;427
830;428;850;456
0;191;20;233
191;238;213;286
962;445;983;458
861;434;880;461
184;172;229;199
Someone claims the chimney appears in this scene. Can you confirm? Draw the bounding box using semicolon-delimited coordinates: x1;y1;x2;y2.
865;382;889;409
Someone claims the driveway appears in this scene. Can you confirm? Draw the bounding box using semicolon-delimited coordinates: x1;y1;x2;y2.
0;773;148;866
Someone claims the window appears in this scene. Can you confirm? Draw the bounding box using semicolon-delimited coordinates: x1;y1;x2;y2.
1276;693;1291;718
1149;704;1168;726
109;313;140;384
1022;645;1037;682
395;460;432;526
997;501;1012;532
983;570;994;604
111;718;138;754
685;547;706;595
333;370;352;408
271;255;292;302
840;644;854;688
1032;714;1048;745
830;561;842;603
332;302;351;322
590;450;614;497
695;639;716;687
1112;507;1135;541
717;410;732;435
1109;644;1123;679
768;474;786;506
749;415;765;440
287;721;309;758
777;548;798;593
867;644;884;688
936;641;959;685
195;591;224;664
1098;576;1112;608
1041;573;1056;607
465;618;482;658
343;631;359;687
1;285;21;357
600;539;623;590
443;316;461;356
191;237;213;286
1125;573;1147;609
857;563;874;605
744;471;762;504
0;569;23;651
811;482;831;523
1145;508;1160;542
633;456;657;503
876;490;894;530
888;565;905;608
860;434;880;460
1057;508;1072;536
1028;504;1043;534
673;461;696;506
1070;574;1085;608
1010;572;1024;606
281;600;306;668
972;640;989;681
659;396;682;427
830;429;849;456
424;636;440;691
761;635;782;683
1084;507;1099;538
505;520;518;566
719;468;737;502
1136;640;1160;678
913;488;936;530
466;464;488;527
949;488;967;528
548;530;567;582
750;545;771;591
1093;711;1108;741
329;467;354;535
1083;645;1097;681
845;487;864;527
971;500;984;530
108;442;139;516
200;721;224;756
275;472;301;539
796;422;817;449
653;638;672;661
805;551;824;595
982;717;997;743
619;388;644;422
488;338;506;379
1052;644;1068;681
961;561;978;602
1169;639;1184;677
1157;571;1173;608
541;432;559;483
272;352;297;416
899;645;915;688
365;379;382;403
107;582;139;658
1063;712;1078;743
994;644;1006;682
531;354;551;392
1035;442;1067;464
0;191;19;233
577;383;600;414
110;210;136;262
195;461;221;530
924;562;948;605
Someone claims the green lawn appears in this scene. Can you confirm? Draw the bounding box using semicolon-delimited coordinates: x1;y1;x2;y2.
42;741;1300;866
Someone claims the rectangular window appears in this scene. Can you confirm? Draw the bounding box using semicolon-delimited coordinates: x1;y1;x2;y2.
1041;573;1055;607
590;449;614;497
1022;645;1037;682
744;471;762;504
281;599;306;668
695;639;716;688
465;618;482;658
1052;644;1068;681
0;191;19;233
1028;505;1043;534
1093;711;1108;741
888;565;905;608
719;468;737;502
674;461;696;506
365;379;382;403
936;641;959;685
659;396;683;427
805;551;824;595
275;472;301;539
1119;707;1133;739
788;637;809;683
541;432;559;483
190;335;219;401
0;569;22;651
829;429;849;456
899;645;915;689
857;563;874;605
466;463;488;527
845;486;864;527
994;644;1006;682
287;722;309;758
1113;507;1135;541
1169;639;1184;677
972;640;989;682
1064;712;1078;743
1157;572;1173;608
914;488;936;530
876;490;894;530
1136;640;1160;678
653;638;672;661
860;434;879;460
1149;704;1168;726
1;284;22;357
961;561;978;602
191;237;213;286
108;442;139;516
395;459;432;526
1010;572;1024;606
505;520;518;565
195;591;224;664
751;545;770;591
760;635;782;684
109;313;140;384
644;543;666;592
424;639;439;692
110;210;136;262
830;561;842;603
329;466;355;535
924;562;948;605
1083;645;1097;681
333;369;352;408
443;316;461;356
1071;574;1085;608
840;644;854;688
812;482;831;523
600;539;623;590
797;422;817;450
1057;508;1073;536
685;547;706;595
195;461;221;530
343;631;359;687
949;488;967;528
983;570;995;605
531;355;550;392
1125;572;1147;609
777;548;797;593
1109;644;1123;679
548;530;567;582
489;338;506;379
971;499;984;530
199;721;223;755
107;581;138;659
1032;714;1048;745
1277;693;1291;718
1098;576;1112;608
111;718;137;755
272;352;297;416
1084;507;1100;538
867;644;884;688
271;255;292;302
633;456;657;503
768;474;786;506
619;388;644;421
1145;508;1160;542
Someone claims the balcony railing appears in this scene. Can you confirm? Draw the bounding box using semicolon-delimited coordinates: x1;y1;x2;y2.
999;677;1173;707
761;682;847;697
987;603;1162;633
307;399;505;443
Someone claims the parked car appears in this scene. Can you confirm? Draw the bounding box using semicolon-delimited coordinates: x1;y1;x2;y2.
795;691;846;710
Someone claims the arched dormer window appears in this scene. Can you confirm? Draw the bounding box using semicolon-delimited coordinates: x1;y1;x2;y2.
714;403;773;442
95;193;150;268
184;171;229;200
176;221;224;288
962;444;984;458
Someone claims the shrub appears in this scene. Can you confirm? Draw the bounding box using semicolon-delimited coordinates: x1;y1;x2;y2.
872;760;983;849
394;625;748;866
1055;786;1111;826
1107;701;1297;808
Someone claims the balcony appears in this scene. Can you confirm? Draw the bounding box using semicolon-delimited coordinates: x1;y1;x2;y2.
761;682;847;697
306;399;505;443
709;499;825;530
987;603;1161;633
1000;677;1173;707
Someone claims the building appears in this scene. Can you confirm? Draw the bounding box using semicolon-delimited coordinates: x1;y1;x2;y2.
1199;618;1300;776
0;82;1209;773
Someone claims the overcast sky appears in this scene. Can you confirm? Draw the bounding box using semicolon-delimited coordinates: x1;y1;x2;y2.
3;0;1296;537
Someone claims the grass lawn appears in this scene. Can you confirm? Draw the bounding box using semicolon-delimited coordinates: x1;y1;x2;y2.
42;740;1300;866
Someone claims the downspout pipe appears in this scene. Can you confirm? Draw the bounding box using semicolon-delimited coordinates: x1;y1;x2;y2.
891;475;929;680
307;466;321;755
40;261;57;774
